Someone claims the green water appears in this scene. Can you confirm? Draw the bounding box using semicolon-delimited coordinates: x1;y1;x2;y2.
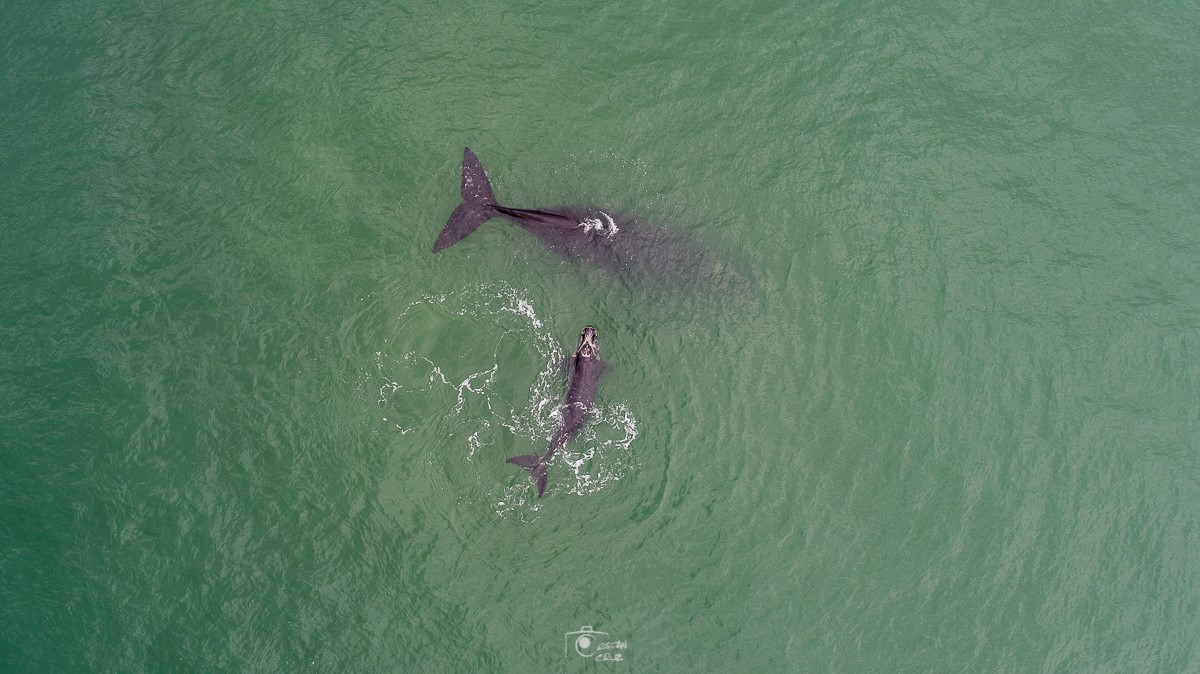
3;0;1199;671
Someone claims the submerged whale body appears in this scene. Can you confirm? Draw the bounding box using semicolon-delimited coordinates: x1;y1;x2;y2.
507;326;606;498
434;148;736;289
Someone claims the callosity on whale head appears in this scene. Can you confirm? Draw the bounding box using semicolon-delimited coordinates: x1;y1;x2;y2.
576;326;599;359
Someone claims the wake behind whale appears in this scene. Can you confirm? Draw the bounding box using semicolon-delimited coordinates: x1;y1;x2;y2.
433;148;746;292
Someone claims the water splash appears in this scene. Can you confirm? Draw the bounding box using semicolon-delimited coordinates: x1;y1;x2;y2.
371;282;638;515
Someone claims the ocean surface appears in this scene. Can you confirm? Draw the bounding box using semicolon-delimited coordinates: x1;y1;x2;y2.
3;0;1199;671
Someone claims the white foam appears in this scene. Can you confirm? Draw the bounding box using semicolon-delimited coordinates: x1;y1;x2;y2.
601;211;619;236
367;282;638;514
579;212;619;239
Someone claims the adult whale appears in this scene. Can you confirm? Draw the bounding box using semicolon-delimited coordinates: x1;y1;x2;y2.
434;148;735;289
507;326;606;498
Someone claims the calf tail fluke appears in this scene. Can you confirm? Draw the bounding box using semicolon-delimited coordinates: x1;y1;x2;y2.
506;454;549;498
432;148;498;252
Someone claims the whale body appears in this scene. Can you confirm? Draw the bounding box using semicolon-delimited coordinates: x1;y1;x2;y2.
506;326;606;498
434;148;732;288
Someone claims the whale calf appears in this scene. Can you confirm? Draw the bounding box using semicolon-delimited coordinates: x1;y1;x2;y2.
434;148;733;289
507;326;606;497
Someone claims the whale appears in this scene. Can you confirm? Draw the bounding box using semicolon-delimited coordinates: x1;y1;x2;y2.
434;148;734;288
507;326;606;497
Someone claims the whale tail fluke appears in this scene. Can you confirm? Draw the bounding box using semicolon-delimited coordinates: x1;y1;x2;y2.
506;454;549;497
433;148;499;252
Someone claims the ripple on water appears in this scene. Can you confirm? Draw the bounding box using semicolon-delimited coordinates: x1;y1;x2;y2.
370;282;638;516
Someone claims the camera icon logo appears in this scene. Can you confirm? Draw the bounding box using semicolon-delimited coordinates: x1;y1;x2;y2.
565;626;608;657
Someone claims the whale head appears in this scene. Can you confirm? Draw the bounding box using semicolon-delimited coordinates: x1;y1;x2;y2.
575;326;599;360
